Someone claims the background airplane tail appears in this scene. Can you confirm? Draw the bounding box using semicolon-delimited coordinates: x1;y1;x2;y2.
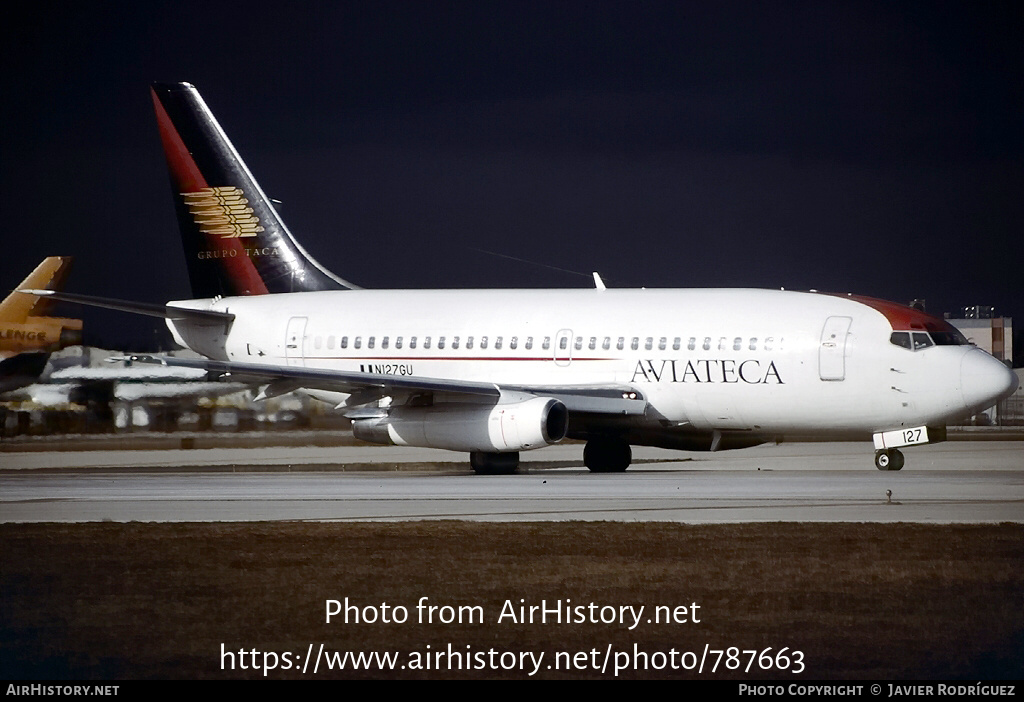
0;257;76;322
150;82;358;298
1;257;82;362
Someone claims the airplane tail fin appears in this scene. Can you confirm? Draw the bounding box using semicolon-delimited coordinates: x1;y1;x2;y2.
150;82;358;297
0;257;75;322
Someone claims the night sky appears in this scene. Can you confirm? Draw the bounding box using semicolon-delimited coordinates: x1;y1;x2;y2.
3;2;1021;350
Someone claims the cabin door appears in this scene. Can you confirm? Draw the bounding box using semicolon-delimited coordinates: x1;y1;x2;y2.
819;316;852;381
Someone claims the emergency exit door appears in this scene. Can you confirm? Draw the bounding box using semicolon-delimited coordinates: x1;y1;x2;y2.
285;316;307;367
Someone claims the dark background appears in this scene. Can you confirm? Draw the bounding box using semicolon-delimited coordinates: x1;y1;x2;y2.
2;2;1021;355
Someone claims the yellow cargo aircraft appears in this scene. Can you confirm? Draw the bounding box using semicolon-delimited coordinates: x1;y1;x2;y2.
1;257;83;392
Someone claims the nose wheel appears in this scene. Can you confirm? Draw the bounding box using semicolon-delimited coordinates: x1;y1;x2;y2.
874;449;904;471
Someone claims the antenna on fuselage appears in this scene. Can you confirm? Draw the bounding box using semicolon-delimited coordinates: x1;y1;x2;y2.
468;247;605;285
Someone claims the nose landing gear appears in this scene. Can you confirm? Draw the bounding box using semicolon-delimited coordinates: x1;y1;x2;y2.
874;449;905;471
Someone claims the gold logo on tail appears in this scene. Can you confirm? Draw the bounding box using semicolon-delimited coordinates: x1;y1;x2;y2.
182;187;265;238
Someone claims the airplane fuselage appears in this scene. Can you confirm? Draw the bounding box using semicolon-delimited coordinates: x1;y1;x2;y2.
0;319;82;357
168;287;995;438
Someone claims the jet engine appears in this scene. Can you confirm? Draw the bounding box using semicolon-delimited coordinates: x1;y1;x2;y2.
352;396;568;452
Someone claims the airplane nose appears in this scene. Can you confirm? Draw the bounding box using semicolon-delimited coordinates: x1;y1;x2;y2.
960;348;1018;413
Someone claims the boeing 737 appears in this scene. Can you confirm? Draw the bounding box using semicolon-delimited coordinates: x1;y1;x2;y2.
25;83;1019;473
2;257;83;393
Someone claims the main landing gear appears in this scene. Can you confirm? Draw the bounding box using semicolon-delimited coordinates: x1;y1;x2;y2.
874;449;905;471
584;437;632;473
470;451;520;475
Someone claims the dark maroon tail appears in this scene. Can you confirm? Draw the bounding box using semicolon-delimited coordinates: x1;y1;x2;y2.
151;82;358;297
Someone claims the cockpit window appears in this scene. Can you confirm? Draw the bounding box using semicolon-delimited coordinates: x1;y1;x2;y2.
930;330;968;346
890;332;912;349
912;332;933;350
891;328;967;351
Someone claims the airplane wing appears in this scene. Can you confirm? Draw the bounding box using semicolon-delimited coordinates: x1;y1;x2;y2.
115;354;648;416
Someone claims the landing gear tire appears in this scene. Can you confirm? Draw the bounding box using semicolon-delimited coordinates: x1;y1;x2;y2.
874;449;904;471
470;451;520;475
584;438;632;473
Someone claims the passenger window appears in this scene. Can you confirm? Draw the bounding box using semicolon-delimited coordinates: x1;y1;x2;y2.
764;337;773;351
912;332;933;350
354;336;362;349
542;337;550;350
645;337;653;351
749;337;757;351
688;338;696;351
341;336;348;349
466;336;473;350
496;337;503;350
559;337;568;350
890;332;912;350
424;337;431;349
718;337;727;351
395;336;402;349
480;336;488;349
589;337;597;350
575;337;583;350
603;337;611;351
733;337;742;351
617;337;624;351
672;337;680;351
510;336;518;350
526;337;533;350
438;336;446;349
659;337;667;351
631;337;639;350
410;337;417;349
703;337;711;351
452;336;459;349
382;336;389;349
368;337;375;349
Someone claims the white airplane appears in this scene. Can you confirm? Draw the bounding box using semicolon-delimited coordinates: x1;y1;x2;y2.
25;82;1018;473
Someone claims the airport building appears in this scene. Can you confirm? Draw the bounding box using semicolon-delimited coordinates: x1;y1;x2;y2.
946;307;1013;363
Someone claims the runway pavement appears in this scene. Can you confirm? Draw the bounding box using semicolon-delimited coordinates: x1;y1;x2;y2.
1;440;1021;523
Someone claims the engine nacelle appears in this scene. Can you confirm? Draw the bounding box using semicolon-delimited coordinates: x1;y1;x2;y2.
352;397;568;452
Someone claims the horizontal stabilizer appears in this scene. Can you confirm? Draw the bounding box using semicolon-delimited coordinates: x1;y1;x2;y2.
17;290;234;324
